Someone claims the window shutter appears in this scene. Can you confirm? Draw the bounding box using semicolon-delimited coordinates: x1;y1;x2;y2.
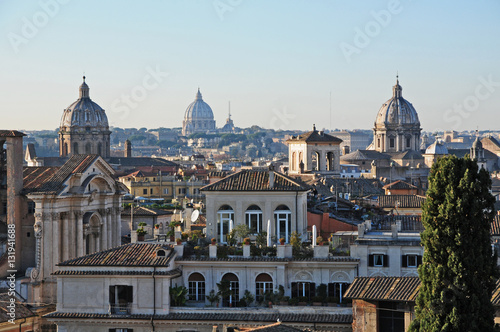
383;255;389;267
310;283;316;298
368;254;374;267
402;255;407;267
109;286;115;305
417;255;423;266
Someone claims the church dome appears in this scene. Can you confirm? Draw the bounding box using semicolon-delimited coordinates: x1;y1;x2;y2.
425;140;448;155
60;77;109;130
184;89;214;120
375;78;420;128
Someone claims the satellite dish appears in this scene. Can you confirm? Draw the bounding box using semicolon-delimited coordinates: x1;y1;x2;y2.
191;210;200;223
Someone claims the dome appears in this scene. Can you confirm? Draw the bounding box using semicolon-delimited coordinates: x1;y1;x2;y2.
375;78;420;128
60;77;109;130
184;89;214;120
425;140;448;155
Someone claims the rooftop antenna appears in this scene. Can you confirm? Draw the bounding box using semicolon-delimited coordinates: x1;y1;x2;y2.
329;91;332;131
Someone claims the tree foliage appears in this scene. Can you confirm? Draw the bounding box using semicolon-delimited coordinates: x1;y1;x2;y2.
409;155;498;332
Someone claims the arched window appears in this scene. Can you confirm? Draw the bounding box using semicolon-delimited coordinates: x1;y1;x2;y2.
188;273;205;301
255;273;273;303
221;273;239;307
274;205;291;243
73;142;79;154
217;205;234;243
291;152;296;171
311;151;320;171
326;152;334;171
85;143;92;154
245;205;262;234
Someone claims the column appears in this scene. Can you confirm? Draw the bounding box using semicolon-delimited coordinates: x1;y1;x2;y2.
99;209;107;250
68;211;76;259
62;212;70;261
106;208;112;249
76;211;84;257
42;213;52;281
33;213;43;280
115;207;122;246
52;212;60;268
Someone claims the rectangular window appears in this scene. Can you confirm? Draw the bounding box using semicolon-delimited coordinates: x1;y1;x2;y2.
109;329;134;332
256;281;273;302
402;254;422;268
406;137;411;148
291;282;315;300
143;189;147;195
163;188;169;194
390;138;395;148
178;188;186;195
188;281;205;301
328;282;351;303
109;285;133;314
368;254;389;267
150;188;153;194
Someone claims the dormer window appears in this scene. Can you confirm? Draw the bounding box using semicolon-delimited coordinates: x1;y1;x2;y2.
156;249;166;257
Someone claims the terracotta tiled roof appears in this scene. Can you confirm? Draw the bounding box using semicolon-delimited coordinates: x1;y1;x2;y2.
0;293;35;322
492;279;500;305
121;206;173;217
23;154;101;195
0;130;25;137
44;312;352;324
378;195;426;209
57;243;175;267
201;170;309;192
53;268;182;276
177;256;359;262
383;180;418;190
388;150;423;160
239;322;302;332
344;277;420;302
491;215;500;236
347;277;500;306
107;157;178;167
286;129;342;144
23;166;59;191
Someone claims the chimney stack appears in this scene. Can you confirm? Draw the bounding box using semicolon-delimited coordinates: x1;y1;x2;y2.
269;165;275;189
125;139;132;158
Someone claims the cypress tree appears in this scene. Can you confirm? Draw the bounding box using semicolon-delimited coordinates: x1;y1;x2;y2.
409;155;498;331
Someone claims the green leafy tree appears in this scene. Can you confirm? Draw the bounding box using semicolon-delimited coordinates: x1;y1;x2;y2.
409;155;498;332
169;285;188;306
233;224;250;242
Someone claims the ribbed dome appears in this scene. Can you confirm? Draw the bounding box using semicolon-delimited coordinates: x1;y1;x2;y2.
425;140;448;155
375;78;420;128
184;89;214;120
60;77;109;130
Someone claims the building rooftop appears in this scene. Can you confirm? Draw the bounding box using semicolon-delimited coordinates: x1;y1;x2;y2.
201;169;309;192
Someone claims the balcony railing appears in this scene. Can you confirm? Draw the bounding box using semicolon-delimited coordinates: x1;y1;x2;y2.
109;302;132;315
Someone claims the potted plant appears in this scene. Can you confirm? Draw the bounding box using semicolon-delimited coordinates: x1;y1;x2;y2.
279;238;285;245
136;222;147;241
154;223;160;229
316;236;324;246
211;237;217;245
169;285;188;306
136;227;147;241
243;237;251;245
176;238;182;245
207;289;220;307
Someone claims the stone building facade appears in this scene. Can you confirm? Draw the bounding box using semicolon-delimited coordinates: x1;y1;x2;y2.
287;125;342;176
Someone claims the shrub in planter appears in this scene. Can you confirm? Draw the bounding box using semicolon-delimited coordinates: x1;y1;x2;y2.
211;237;217;245
243;237;251;245
316;236;324;245
279;238;285;245
289;297;299;306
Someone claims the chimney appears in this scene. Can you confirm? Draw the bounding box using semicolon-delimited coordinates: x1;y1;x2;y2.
125;139;132;157
269;165;275;189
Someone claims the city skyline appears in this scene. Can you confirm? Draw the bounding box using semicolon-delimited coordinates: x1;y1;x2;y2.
2;1;500;132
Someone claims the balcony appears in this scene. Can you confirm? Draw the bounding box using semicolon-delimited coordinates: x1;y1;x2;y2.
109;302;132;315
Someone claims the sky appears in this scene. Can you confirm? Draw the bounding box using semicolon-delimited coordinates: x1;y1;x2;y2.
1;0;500;133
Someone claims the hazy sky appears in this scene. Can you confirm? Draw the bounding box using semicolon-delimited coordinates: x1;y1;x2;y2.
2;1;500;132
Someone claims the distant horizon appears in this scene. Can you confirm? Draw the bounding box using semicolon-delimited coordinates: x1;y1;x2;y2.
2;1;499;132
